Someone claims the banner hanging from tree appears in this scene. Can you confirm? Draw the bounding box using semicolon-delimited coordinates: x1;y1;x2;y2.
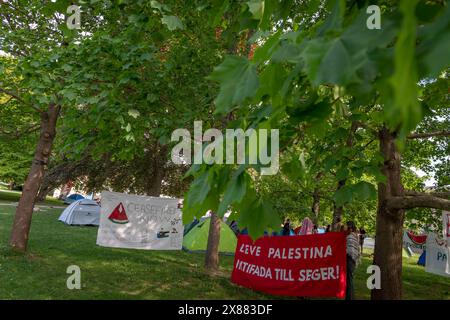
97;191;183;250
403;231;427;254
231;233;347;298
425;233;450;277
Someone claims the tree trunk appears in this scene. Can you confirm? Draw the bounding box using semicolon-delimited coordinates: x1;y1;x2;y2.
145;145;167;197
332;180;345;231
36;185;51;202
205;212;221;272
311;187;320;225
9;104;60;252
8;181;15;191
371;127;405;300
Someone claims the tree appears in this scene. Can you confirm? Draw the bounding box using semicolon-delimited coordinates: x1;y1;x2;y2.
185;0;450;299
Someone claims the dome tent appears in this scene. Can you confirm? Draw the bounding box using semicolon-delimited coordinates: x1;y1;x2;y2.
64;193;85;204
58;199;100;226
182;218;237;255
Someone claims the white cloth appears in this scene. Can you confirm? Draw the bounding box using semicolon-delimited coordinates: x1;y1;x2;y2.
425;233;450;277
96;191;183;250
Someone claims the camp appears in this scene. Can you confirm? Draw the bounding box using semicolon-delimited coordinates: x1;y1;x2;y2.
1;1;450;303
182;218;237;254
58;199;100;226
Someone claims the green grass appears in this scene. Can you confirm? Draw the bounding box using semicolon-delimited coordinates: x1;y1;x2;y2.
0;204;448;300
0;189;64;206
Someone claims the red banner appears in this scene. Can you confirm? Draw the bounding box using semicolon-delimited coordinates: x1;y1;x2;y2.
231;232;347;298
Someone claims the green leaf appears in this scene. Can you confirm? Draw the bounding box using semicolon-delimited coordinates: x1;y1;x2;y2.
366;166;387;183
352;181;377;201
336;167;349;181
151;0;170;13
247;0;264;20
128;109;140;119
386;0;421;134
185;170;212;206
217;172;247;216
333;185;353;207
161;15;184;31
302;38;353;86
237;196;281;239
209;56;259;114
252;31;281;63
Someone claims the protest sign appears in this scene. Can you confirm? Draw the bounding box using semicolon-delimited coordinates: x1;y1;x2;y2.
403;231;427;254
231;233;347;298
425;233;450;277
97;191;183;250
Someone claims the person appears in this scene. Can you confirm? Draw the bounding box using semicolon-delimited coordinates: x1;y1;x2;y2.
345;221;361;300
325;224;331;233
298;217;314;235
282;219;291;236
359;227;366;254
312;224;318;234
229;220;239;235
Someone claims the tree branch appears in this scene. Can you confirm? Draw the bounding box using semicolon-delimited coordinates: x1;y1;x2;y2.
0;123;40;139
0;87;43;113
386;195;450;210
404;190;450;199
407;131;450;139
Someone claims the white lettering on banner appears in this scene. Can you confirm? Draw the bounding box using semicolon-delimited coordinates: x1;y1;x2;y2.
298;266;340;282
239;243;261;256
267;246;333;260
235;260;273;279
235;259;341;282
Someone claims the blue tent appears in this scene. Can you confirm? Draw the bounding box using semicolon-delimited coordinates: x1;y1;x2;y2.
64;194;85;204
417;250;426;266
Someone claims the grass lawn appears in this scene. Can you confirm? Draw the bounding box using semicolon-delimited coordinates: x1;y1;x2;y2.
0;189;64;206
0;204;448;300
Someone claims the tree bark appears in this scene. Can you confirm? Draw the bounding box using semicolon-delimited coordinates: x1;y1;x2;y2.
9;104;60;252
371;126;405;300
311;187;320;225
332;180;345;231
205;212;221;272
36;187;50;202
386;195;450;211
407;130;450;139
404;190;450;199
145;144;167;197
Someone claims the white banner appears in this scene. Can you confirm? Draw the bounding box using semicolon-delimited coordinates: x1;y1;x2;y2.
402;231;427;254
425;233;450;278
96;191;183;250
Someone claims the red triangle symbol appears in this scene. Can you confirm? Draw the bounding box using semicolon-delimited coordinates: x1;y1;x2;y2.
108;202;129;224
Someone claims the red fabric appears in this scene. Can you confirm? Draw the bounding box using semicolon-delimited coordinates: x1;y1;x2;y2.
406;231;427;244
231;233;347;298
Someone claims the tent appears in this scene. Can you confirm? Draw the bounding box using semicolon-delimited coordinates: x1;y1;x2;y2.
183;218;237;254
58;199;100;226
417;250;426;266
64;193;85;204
183;219;199;236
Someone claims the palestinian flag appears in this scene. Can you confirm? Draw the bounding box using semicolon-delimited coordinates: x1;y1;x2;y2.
108;202;129;224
